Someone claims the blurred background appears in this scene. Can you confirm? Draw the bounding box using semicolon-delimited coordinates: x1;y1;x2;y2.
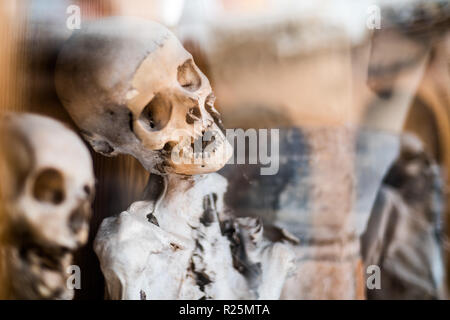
0;0;449;299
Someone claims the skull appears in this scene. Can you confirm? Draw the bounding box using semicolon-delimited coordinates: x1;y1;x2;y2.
0;113;95;299
55;17;232;175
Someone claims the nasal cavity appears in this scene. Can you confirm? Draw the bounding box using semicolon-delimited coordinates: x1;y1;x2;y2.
69;206;85;234
186;106;202;125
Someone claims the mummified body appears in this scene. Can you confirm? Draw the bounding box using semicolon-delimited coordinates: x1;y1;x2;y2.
95;173;293;299
0;113;95;299
55;17;294;299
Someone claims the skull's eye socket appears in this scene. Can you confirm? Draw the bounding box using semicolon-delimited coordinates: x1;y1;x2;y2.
139;93;172;131
177;59;201;91
186;106;202;125
33;168;65;205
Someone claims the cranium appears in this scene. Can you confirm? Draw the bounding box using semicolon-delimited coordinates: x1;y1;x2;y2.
55;17;232;175
0;113;95;299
